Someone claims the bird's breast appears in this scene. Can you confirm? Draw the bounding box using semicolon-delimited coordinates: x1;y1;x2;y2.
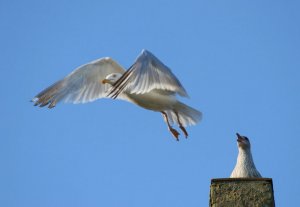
125;90;177;111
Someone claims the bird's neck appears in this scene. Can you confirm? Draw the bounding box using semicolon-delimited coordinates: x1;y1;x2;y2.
231;146;262;178
237;148;255;167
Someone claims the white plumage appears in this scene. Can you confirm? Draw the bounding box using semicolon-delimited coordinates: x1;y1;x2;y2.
32;49;202;140
230;133;262;178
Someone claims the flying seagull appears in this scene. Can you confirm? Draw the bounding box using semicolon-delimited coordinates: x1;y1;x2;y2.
32;49;202;140
230;133;262;178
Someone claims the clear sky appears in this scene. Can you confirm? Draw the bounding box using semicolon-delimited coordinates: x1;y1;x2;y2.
1;0;299;206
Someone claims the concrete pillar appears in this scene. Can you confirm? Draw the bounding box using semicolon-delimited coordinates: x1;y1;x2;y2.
209;178;275;207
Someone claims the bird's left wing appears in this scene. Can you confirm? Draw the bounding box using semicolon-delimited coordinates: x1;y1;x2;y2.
108;49;188;99
32;57;125;108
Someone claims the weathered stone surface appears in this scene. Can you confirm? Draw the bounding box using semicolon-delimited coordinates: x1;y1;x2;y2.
209;178;275;207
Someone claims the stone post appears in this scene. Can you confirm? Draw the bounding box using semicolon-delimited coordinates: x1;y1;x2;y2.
209;178;275;207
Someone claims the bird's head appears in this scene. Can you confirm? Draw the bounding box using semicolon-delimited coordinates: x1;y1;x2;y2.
236;133;251;150
102;73;122;85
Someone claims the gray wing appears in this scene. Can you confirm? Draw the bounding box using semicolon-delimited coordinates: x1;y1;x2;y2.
108;49;188;99
32;57;125;108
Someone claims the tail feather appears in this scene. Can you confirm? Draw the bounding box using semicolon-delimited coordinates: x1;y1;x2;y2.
166;102;202;127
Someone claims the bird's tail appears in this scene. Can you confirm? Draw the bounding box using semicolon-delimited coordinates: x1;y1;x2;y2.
165;102;202;127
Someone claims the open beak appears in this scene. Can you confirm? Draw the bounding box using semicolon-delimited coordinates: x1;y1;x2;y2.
236;133;243;142
102;79;109;84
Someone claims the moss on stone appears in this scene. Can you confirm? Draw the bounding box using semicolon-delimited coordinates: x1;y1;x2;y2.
209;178;275;207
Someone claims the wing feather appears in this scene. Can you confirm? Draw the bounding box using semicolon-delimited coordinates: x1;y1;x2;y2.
108;50;188;99
32;57;125;108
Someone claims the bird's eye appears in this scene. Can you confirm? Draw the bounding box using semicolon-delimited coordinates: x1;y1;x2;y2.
113;74;117;78
245;137;249;140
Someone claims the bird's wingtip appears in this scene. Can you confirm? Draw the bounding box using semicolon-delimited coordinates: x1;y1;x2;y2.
141;49;152;56
31;97;38;103
141;49;148;53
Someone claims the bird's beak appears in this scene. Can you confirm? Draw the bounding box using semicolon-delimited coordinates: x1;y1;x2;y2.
102;79;109;84
236;133;243;142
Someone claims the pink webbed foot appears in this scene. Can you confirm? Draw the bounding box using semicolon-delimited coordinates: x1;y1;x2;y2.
179;126;188;138
170;128;180;141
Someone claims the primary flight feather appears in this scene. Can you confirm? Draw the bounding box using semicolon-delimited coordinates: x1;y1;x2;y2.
32;49;202;140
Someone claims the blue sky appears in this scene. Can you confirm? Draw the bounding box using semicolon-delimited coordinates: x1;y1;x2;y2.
1;0;299;206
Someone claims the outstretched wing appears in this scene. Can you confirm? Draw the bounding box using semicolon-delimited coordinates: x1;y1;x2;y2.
108;49;188;99
32;57;125;108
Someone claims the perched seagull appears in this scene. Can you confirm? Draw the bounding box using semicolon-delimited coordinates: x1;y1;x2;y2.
230;133;262;178
32;49;202;140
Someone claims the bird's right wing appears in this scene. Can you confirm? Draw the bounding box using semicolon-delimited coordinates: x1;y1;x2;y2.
32;57;125;108
107;49;188;99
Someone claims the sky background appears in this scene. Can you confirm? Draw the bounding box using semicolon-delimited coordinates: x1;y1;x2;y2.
1;0;300;206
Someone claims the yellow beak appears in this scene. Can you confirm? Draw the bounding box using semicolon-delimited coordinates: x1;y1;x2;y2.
102;79;109;84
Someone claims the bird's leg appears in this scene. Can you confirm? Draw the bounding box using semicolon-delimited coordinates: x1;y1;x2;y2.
161;111;180;141
175;111;188;138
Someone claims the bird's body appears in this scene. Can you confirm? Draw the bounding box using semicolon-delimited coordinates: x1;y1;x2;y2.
125;89;177;112
230;133;262;178
32;49;202;140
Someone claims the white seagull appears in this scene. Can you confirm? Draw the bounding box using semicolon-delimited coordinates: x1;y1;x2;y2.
230;133;262;178
32;49;202;140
